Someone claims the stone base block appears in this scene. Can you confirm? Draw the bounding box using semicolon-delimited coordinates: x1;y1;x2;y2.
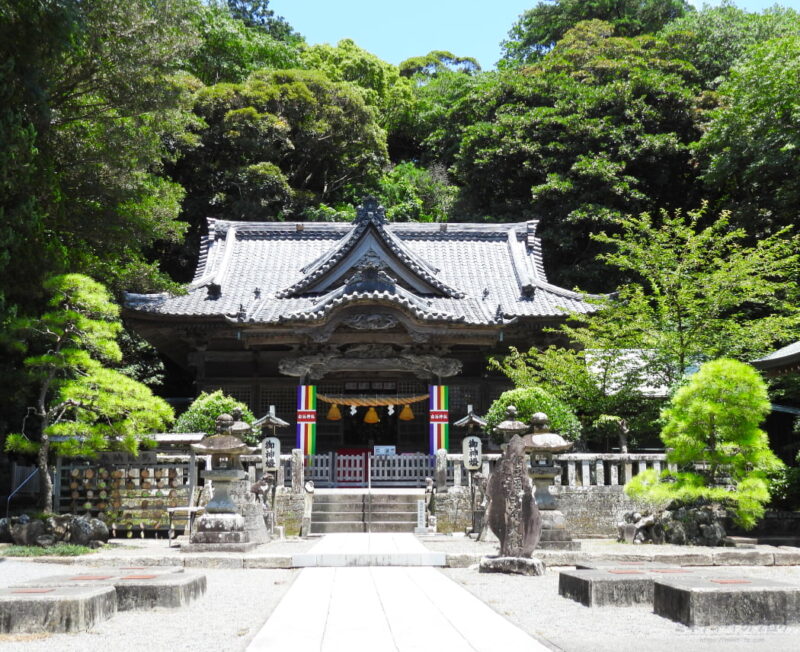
653;576;800;627
479;556;545;576
191;530;249;544
14;570;206;611
180;541;258;553
0;586;116;633
538;540;581;550
559;568;701;607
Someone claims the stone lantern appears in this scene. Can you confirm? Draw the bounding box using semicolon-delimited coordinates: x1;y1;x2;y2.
493;405;528;444
520;412;579;550
183;413;258;552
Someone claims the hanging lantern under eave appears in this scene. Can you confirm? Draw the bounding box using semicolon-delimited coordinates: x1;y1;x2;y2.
327;403;342;421
398;404;415;421
364;407;380;424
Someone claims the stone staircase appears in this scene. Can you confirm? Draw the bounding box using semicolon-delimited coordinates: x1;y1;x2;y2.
311;492;421;534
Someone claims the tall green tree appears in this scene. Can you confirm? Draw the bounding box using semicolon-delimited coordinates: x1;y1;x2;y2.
172;68;388;240
5;275;174;512
502;0;691;64
583;206;798;387
0;0;200;308
659;1;800;88
225;0;300;43
694;35;800;238
453;21;700;289
187;1;301;84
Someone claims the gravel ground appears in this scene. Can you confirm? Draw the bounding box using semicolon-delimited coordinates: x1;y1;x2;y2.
0;558;297;651
442;565;800;652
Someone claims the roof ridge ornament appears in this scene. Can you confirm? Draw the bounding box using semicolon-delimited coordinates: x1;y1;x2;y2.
355;196;386;225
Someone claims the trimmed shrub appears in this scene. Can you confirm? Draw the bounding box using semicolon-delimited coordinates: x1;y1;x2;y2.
174;390;257;444
484;386;581;443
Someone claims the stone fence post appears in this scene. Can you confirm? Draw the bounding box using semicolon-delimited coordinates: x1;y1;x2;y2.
435;449;448;492
291;448;304;494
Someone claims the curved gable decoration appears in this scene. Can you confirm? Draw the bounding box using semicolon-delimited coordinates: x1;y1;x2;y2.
276;197;464;299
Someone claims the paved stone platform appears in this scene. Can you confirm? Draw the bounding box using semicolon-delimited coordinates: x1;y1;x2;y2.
247;566;550;651
0;585;116;633
559;567;703;607
14;569;206;610
654;575;800;627
292;533;446;567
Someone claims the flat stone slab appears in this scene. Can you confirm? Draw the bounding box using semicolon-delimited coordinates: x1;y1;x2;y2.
575;560;679;571
181;541;258;553
14;570;206;611
559;567;704;607
654;575;800;627
479;556;545;576
0;585;116;633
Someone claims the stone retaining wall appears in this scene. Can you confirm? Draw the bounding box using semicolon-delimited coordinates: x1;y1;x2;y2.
432;485;644;537
552;486;645;537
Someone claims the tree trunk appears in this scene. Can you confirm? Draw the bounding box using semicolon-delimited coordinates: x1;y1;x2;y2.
37;433;53;513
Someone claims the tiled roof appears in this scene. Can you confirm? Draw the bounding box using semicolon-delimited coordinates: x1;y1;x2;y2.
752;341;800;370
125;207;598;326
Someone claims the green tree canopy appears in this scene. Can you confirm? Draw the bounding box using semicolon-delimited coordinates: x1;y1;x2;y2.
626;359;783;528
452;20;700;289
576;206;798;388
694;35;800;237
4;275;174;511
399;50;481;77
502;0;691;64
173;68;389;232
174;390;257;444
186;1;301;84
484;386;582;443
659;1;800;87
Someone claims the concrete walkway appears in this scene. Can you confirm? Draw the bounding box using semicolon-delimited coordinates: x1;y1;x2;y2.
293;532;445;567
247;566;550;651
249;532;551;651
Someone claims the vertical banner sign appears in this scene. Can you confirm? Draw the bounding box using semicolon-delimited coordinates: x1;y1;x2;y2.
429;385;449;453
296;385;317;456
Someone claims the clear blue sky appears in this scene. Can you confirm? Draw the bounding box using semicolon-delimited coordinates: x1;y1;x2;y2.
270;0;800;69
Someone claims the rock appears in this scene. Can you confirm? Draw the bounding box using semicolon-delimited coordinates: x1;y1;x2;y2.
35;534;56;547
46;515;74;542
11;520;46;546
0;515;30;544
479;556;546;576
69;517;109;546
485;435;542;557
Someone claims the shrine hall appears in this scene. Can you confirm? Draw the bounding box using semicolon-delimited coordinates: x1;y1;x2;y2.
124;198;595;456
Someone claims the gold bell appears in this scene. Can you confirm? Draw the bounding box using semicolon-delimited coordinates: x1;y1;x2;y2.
398;404;415;421
364;407;380;424
327;403;342;421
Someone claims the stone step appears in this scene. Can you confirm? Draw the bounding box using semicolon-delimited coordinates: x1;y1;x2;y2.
312;501;419;513
312;510;417;523
310;521;418;534
313;493;422;506
291;552;446;567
